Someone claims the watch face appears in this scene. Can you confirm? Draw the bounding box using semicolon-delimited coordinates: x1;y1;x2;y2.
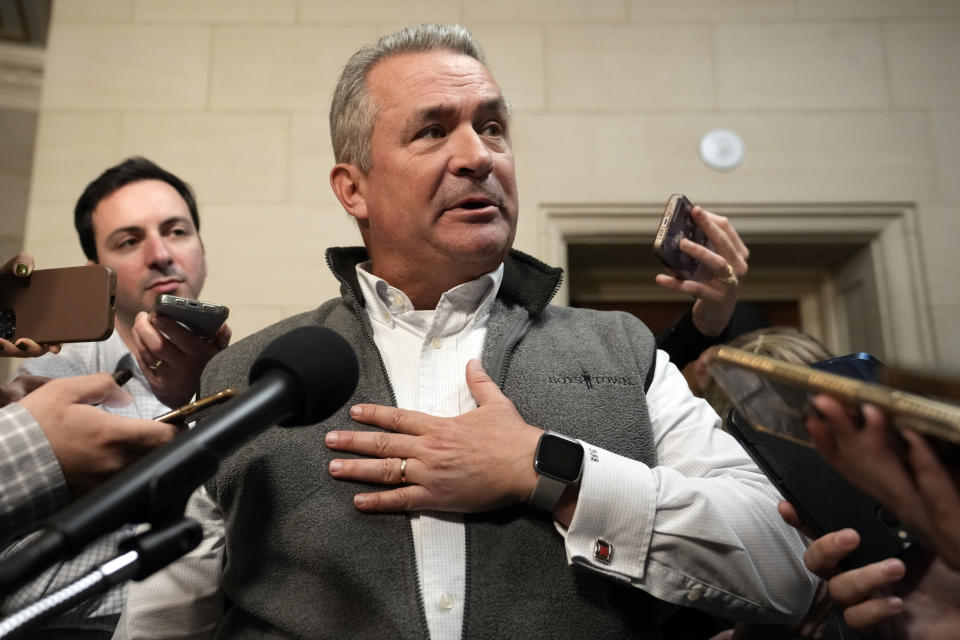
536;433;584;482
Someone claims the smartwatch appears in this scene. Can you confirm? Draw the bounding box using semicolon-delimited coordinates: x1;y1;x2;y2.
529;431;584;511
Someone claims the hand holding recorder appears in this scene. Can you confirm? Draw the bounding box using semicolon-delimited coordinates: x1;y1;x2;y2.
653;195;749;337
132;295;231;409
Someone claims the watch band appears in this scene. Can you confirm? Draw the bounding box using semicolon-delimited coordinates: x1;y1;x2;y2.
529;473;568;511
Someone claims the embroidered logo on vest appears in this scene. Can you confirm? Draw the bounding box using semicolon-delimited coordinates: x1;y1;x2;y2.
545;368;639;389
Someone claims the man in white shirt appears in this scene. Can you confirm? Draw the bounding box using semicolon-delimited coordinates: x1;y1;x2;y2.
117;24;814;639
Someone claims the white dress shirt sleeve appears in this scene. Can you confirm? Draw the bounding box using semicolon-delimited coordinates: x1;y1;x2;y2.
561;350;816;623
113;486;225;640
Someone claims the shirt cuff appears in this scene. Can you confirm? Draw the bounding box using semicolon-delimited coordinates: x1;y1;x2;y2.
559;441;657;583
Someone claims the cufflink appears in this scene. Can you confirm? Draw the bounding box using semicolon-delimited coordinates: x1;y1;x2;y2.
594;539;613;564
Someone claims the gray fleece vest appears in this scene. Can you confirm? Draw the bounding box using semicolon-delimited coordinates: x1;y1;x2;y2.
203;247;671;639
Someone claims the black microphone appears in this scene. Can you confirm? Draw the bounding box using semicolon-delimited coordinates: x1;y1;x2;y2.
0;325;359;595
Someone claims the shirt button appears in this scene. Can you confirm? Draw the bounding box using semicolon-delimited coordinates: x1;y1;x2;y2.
686;586;703;602
430;337;442;349
391;293;404;308
438;593;455;611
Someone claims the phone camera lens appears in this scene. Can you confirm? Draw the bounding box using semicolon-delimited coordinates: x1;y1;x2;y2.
0;308;15;340
877;506;901;528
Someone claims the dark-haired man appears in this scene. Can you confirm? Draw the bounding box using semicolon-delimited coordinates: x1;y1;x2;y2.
2;157;228;638
8;156;227;410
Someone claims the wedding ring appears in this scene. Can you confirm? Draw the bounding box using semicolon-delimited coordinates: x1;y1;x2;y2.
714;263;738;286
399;458;407;483
147;358;164;370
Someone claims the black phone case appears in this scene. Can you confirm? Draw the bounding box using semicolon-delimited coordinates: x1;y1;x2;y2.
727;408;914;570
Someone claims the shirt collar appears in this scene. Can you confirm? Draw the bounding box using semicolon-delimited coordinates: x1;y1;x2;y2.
355;261;504;333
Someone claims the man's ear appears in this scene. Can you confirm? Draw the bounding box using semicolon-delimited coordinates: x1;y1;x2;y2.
330;163;368;221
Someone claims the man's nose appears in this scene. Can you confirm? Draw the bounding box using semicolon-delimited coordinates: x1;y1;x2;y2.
450;126;494;179
144;234;173;268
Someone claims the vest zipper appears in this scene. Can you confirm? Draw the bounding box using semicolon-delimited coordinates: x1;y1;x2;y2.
460;524;472;640
492;315;534;389
326;252;397;407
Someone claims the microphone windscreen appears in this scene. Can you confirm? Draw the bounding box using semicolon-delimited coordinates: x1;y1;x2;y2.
249;326;359;426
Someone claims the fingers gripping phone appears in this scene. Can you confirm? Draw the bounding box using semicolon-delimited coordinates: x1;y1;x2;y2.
653;194;715;283
0;265;117;344
153;294;229;339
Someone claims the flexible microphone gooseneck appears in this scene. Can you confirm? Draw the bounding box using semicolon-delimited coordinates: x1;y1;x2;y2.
0;325;359;596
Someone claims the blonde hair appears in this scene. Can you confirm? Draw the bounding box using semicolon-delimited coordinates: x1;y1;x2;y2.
731;327;832;364
702;327;833;424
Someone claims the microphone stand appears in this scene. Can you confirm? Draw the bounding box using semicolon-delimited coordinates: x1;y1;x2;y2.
0;517;202;639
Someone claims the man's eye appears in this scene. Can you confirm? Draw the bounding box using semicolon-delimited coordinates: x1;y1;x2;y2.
417;126;445;140
116;238;138;249
481;121;504;137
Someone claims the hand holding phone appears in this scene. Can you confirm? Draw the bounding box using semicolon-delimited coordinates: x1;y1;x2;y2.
653;194;715;283
135;296;232;410
152;294;229;339
652;198;751;337
0;264;117;346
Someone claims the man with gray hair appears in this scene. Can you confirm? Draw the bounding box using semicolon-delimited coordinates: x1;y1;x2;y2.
117;24;812;639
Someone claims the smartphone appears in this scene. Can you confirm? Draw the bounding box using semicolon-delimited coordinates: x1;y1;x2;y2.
652;194;715;283
154;387;237;428
704;345;960;569
726;407;916;570
703;345;960;447
0;265;117;344
712;348;918;569
153;294;229;339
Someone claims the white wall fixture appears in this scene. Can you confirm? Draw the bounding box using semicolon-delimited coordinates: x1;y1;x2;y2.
699;128;745;171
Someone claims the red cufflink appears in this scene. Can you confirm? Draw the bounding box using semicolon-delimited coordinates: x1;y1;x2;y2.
594;539;613;564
